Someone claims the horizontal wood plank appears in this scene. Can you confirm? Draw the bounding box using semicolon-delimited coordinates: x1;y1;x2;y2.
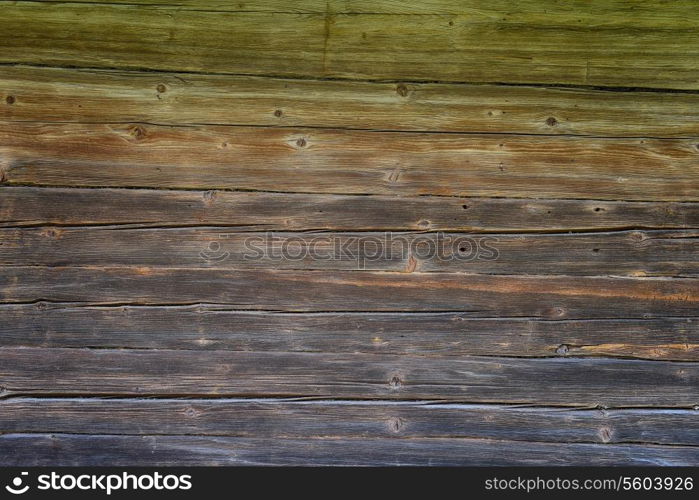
2;2;699;89
2;227;696;277
20;0;699;19
0;433;696;466
2;187;697;231
1;398;697;445
4;67;699;137
3;123;699;200
1;266;697;317
2;304;696;361
0;347;697;405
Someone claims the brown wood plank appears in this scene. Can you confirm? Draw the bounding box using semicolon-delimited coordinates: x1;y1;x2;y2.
1;266;697;317
2;3;699;89
1;433;696;466
3;304;696;361
4;67;699;137
2;187;696;231
2;227;696;277
0;347;697;405
1;398;696;445
2;123;699;200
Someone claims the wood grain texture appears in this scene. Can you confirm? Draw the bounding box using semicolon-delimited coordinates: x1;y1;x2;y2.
1;266;698;317
5;66;699;137
1;399;697;445
2;227;696;277
3;304;696;361
21;0;699;19
0;347;697;405
2;2;699;89
2;187;697;231
3;1;698;467
2;123;699;200
1;434;696;466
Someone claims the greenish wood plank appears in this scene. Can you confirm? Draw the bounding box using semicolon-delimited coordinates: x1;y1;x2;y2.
1;2;698;88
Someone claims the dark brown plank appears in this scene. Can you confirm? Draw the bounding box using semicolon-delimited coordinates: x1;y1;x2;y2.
4;66;699;137
1;266;698;317
2;227;696;277
1;398;697;445
1;434;696;466
3;123;699;200
2;304;696;360
2;187;696;232
0;347;696;405
4;305;696;360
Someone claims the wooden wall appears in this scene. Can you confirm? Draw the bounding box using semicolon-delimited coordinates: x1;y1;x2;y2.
0;0;697;465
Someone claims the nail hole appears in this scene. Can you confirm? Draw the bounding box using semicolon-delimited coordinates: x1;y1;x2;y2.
274;109;283;117
156;84;167;93
545;117;558;126
462;204;469;209
5;95;15;105
592;248;600;253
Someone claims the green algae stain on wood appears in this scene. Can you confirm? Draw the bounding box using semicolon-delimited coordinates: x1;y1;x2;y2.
1;1;698;88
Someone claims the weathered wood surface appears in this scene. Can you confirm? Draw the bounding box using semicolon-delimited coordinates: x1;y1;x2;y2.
2;227;696;277
1;434;696;466
2;187;697;231
2;266;697;317
2;123;699;200
1;399;697;445
0;347;696;405
3;305;696;361
5;66;699;137
2;2;699;89
2;1;698;466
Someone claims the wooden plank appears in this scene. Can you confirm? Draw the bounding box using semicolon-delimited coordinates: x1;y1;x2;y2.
0;347;697;405
2;227;696;277
20;0;699;19
1;433;696;466
1;399;697;445
2;304;696;361
4;67;699;137
2;188;697;231
3;124;699;200
1;266;697;317
1;3;699;89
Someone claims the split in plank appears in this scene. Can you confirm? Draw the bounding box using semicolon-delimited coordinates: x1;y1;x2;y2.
2;123;699;200
0;433;696;466
1;266;698;317
1;398;697;445
2;187;697;231
1;2;699;88
4;66;699;137
2;304;696;361
0;347;697;405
